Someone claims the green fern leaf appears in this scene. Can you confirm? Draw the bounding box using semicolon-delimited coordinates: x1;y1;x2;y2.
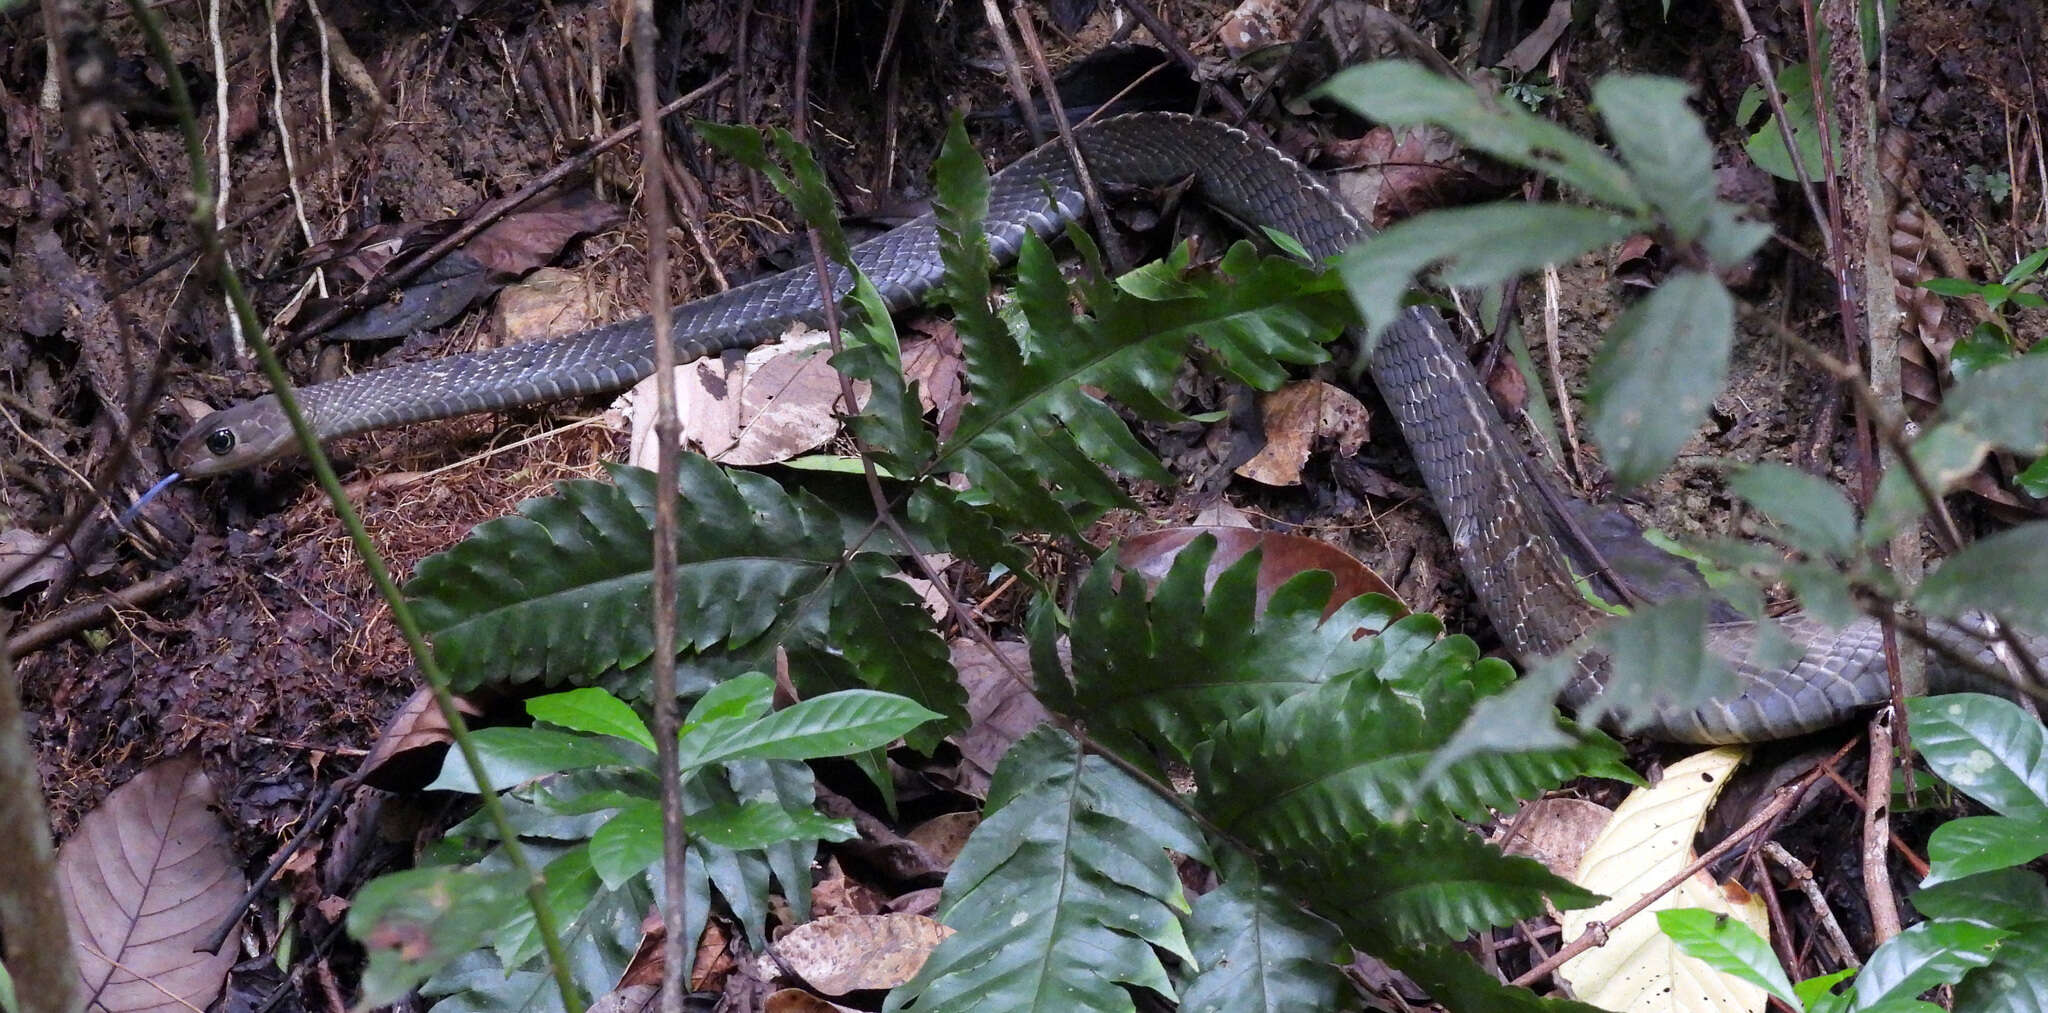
885;727;1206;1012
829;558;967;753
1036;536;1403;762
1181;878;1353;1012
1268;822;1600;947
1196;633;1621;835
407;461;845;691
1387;945;1613;1011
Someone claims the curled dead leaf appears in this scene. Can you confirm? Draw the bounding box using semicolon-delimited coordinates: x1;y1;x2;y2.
1117;526;1404;621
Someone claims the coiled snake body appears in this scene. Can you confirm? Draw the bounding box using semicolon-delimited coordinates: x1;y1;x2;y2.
173;113;2030;742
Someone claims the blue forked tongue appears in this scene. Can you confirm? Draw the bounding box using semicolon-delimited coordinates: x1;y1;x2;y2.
118;472;183;530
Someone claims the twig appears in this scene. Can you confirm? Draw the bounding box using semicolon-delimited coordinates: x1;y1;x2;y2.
628;3;689;1011
0;609;83;1013
1512;735;1861;989
1111;0;1265;139
1862;710;1901;943
980;0;1042;142
200;774;359;956
4;570;184;661
1760;842;1859;969
1009;3;1125;273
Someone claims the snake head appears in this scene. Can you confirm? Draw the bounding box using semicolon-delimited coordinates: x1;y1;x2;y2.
170;396;299;477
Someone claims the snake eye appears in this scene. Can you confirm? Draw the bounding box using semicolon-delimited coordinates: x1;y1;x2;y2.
204;427;237;456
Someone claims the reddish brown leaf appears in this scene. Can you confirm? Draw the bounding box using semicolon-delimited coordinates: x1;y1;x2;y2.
1117;526;1404;621
1234;380;1371;487
463;190;626;275
59;755;244;1013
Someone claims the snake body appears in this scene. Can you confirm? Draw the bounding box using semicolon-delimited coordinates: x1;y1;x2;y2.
173;113;2031;742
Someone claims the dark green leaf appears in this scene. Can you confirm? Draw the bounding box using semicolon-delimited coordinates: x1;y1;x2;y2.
1340;204;1635;347
829;560;968;753
885;727;1205;1012
1907;695;2048;821
1386;945;1612;1012
429;727;634;794
1912;867;2048;928
1180;879;1352;1013
1853;918;2010;1009
1925;815;2048;886
2019;457;2048;499
1658;908;1798;1006
1318;62;1645;212
1587;272;1734;487
407;463;846;692
491;846;600;969
1593;76;1715;240
1044;536;1403;763
527;687;654;752
351;864;528;1007
1918;526;2048;638
1945;357;2048;452
1953;920;2048;1013
1728;462;1859;558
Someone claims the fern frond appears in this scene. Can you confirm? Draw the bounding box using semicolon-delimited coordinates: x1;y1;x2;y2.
885;727;1206;1012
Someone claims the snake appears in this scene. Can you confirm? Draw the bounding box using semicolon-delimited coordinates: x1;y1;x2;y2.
170;112;2034;743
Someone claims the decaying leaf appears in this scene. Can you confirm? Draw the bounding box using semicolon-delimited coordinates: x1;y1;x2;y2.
947;638;1051;798
59;754;245;1013
1235;379;1371;487
626;327;866;468
357;687;486;792
772;913;952;995
904;811;981;870
1558;747;1771;1012
496;266;608;343
1491;796;1612;880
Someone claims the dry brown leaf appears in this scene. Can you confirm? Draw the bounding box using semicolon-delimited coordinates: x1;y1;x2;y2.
1117;526;1404;622
904;811;981;869
1235;380;1371;487
358;687;484;792
626;328;865;468
1328;125;1466;228
463;190;624;275
773;913;952;995
60;754;245;1013
496;266;607;344
1491;796;1612;880
1;527;67;596
810;857;887;917
947;638;1051;798
586;984;659;1013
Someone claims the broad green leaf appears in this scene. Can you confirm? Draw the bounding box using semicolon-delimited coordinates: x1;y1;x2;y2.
1587;272;1734;488
1953;920;2048;1013
1593;76;1715;240
429;727;633;794
351;864;528;1007
589;799;855;888
1919;527;2048;651
1913;867;2048;928
1867;422;1997;542
1198;638;1624;839
1907;694;2048;820
1268;822;1599;947
683;672;774;733
1925;814;2048;887
1921;277;1989;297
491;846;600;969
1945;356;2048;452
2020;456;2048;499
1180;879;1350;1013
885;727;1204;1012
1340;204;1634;346
1797;968;1859;1010
1852;918;2010;1010
2002;246;2048;286
1737;63;1838;183
1728;462;1860;559
675;690;938;770
407;463;846;692
1658;908;1799;1007
527;687;654;752
1572;595;1738;736
1319;62;1646;212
